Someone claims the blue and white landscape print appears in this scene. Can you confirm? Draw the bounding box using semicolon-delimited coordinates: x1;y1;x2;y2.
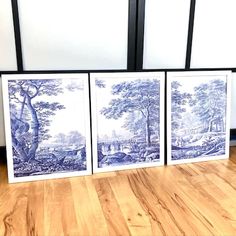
168;72;230;164
3;74;91;182
91;72;164;172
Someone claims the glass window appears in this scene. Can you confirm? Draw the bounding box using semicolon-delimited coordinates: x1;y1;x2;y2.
191;0;236;68
143;0;191;69
18;0;129;70
0;0;17;71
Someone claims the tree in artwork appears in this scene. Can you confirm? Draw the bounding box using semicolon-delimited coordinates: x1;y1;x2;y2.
171;81;191;132
9;79;65;162
101;79;160;146
191;79;226;132
97;78;162;167
171;78;227;160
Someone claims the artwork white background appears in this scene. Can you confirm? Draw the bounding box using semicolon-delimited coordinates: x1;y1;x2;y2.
167;71;231;165
2;73;92;183
35;79;86;144
90;72;165;173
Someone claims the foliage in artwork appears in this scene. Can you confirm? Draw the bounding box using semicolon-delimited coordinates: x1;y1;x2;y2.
171;79;227;160
96;78;161;168
8;78;87;177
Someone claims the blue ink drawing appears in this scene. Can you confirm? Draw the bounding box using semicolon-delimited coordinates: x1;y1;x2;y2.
8;78;88;177
95;78;161;168
171;78;227;161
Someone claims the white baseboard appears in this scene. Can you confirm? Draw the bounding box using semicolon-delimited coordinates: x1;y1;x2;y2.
230;140;236;146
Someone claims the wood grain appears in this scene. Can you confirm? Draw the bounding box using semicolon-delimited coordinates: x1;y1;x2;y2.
1;148;236;235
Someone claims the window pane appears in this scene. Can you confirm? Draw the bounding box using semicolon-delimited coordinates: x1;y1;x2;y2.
18;0;128;70
0;0;17;71
191;0;236;68
143;0;190;69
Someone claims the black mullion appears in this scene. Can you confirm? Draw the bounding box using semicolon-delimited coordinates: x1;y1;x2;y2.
185;0;196;69
127;0;137;71
136;0;146;70
11;0;23;71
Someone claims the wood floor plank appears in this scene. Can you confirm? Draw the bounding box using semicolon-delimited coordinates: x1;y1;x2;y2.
141;168;214;236
109;175;155;236
188;174;234;220
43;180;66;236
0;189;29;235
194;160;236;189
27;181;44;236
203;174;236;229
70;177;109;236
94;178;131;236
127;169;198;235
1;148;236;235
175;173;236;235
57;179;79;236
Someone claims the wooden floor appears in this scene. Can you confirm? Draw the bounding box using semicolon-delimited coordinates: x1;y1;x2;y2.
1;149;236;236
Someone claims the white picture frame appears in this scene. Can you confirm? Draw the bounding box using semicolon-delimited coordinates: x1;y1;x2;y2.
167;71;231;165
90;72;165;173
2;73;92;183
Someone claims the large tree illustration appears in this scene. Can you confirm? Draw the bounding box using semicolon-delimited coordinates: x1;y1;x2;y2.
101;79;160;146
9;79;65;161
171;81;191;132
192;79;226;132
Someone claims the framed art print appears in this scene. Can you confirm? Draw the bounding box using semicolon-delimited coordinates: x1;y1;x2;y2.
167;71;231;165
2;74;92;183
90;72;165;173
